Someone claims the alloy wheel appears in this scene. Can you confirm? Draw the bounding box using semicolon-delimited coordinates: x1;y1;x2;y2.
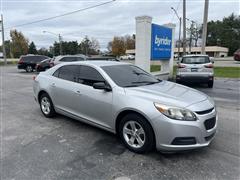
123;121;146;148
41;97;51;115
26;66;33;72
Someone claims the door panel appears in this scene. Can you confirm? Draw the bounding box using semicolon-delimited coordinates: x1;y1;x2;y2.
73;83;113;129
50;78;78;114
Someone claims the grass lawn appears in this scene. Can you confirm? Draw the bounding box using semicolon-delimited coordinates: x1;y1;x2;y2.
214;67;240;78
150;65;161;72
151;65;240;78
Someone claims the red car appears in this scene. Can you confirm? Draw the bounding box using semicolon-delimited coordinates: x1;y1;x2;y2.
234;49;240;61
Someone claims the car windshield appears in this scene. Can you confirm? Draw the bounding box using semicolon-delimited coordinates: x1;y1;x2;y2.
181;56;210;64
102;65;160;87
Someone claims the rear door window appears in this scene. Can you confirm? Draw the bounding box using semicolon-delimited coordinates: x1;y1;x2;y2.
57;65;80;82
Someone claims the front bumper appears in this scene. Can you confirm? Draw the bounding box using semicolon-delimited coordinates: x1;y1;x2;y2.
152;107;217;151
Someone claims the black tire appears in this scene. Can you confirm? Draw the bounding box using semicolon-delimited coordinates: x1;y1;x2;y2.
119;113;155;153
26;65;33;72
39;93;56;118
208;81;213;88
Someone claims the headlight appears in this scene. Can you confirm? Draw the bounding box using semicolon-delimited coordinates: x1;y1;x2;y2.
154;103;197;121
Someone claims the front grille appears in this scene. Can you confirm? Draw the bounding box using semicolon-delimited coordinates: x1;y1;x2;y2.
195;107;214;115
204;117;216;130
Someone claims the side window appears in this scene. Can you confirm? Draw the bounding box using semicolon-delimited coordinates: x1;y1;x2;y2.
57;65;80;82
53;69;59;77
59;57;67;62
79;66;105;86
60;57;75;62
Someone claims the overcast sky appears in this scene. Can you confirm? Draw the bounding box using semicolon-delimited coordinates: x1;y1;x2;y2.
1;0;239;50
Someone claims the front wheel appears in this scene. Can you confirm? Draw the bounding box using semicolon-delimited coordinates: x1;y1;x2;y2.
119;113;155;153
40;93;56;118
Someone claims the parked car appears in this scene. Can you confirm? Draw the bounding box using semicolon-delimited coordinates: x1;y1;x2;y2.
50;55;86;67
233;49;240;61
176;55;214;88
18;55;49;72
36;58;52;72
33;61;217;153
119;54;135;60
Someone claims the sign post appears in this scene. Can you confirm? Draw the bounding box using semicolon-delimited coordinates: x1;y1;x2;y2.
135;16;175;79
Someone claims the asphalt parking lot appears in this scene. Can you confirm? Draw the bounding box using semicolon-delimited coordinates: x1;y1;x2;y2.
1;66;240;180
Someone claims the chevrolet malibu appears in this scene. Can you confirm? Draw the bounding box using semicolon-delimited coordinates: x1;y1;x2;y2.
33;61;217;153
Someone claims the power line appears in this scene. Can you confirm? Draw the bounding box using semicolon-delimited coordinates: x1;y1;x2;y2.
6;0;116;29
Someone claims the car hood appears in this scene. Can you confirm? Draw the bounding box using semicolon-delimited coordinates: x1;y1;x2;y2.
124;81;209;108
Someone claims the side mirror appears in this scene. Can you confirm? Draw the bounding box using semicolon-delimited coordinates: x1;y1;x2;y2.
93;82;112;91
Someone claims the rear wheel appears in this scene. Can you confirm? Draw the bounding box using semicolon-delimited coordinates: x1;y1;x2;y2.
208;81;213;88
119;113;155;153
39;93;56;118
26;65;33;72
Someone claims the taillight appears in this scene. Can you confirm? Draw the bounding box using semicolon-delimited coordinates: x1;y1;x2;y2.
18;58;24;64
50;62;54;67
178;64;186;68
204;64;214;68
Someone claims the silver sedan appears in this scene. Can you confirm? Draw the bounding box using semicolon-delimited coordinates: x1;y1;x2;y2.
33;61;217;153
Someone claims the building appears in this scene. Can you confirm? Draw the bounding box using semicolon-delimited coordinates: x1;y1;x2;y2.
126;46;229;58
174;46;229;57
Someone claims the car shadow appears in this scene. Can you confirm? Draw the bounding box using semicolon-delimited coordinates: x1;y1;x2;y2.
48;113;209;159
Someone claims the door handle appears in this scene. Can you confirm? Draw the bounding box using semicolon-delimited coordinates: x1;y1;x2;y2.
75;90;81;95
51;83;56;87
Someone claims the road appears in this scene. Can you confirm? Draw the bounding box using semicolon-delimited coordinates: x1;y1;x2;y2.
0;66;239;180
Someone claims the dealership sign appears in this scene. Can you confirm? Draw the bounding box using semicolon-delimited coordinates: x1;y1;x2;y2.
151;24;172;60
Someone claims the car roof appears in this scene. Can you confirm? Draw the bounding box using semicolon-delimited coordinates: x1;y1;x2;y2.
60;60;130;67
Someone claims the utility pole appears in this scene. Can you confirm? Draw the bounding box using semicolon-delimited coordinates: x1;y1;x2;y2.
1;14;7;65
43;31;63;55
189;21;194;54
182;0;186;55
58;34;63;55
171;7;182;60
201;0;209;54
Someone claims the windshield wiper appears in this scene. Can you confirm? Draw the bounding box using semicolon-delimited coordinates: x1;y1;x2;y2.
123;85;139;87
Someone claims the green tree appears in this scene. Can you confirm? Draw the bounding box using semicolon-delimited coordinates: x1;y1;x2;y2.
79;36;100;55
28;41;38;54
206;13;240;55
0;40;11;58
10;29;29;58
38;47;52;57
